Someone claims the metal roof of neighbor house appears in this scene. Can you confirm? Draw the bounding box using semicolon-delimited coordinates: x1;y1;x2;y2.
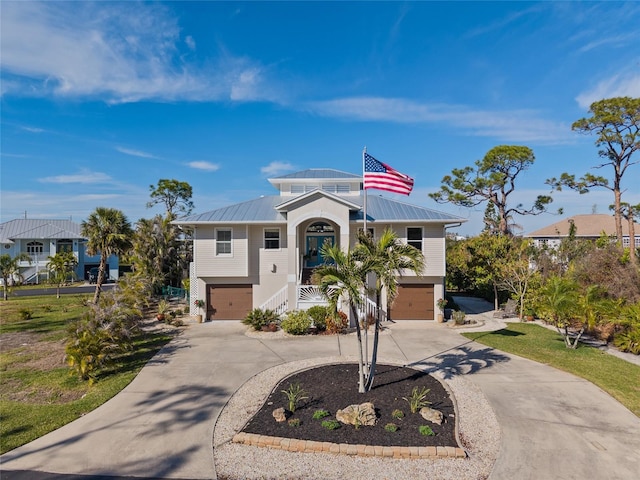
525;214;640;237
0;219;85;243
176;194;465;224
271;169;362;180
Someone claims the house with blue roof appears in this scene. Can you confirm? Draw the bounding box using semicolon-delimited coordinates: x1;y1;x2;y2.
0;219;120;285
175;169;465;321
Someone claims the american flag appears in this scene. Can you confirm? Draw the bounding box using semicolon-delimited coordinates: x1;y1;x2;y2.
363;153;414;195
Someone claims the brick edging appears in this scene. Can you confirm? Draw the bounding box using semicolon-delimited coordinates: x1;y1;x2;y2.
232;432;467;459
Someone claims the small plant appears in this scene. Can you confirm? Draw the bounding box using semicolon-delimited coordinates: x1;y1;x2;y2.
325;310;348;334
321;419;341;430
436;298;448;312
281;382;308;412
174;308;183;316
43;304;53;312
384;423;398;432
453;310;466;325
242;308;280;331
307;305;330;331
158;300;169;315
18;308;33;320
403;386;431;414
288;418;301;427
391;409;404;419
280;310;312;335
313;409;330;420
419;425;435;436
193;299;205;309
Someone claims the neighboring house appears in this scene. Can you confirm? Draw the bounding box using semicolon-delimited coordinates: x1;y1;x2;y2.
175;169;466;321
524;214;640;249
0;219;120;285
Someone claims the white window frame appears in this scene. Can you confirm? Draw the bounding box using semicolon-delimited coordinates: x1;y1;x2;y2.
215;228;232;256
26;241;44;254
407;227;423;251
264;227;281;250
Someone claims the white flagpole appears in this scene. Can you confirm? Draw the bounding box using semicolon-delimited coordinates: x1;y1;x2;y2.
362;146;367;234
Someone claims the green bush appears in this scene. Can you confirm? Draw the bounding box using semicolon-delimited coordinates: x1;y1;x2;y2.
385;423;398;432
452;310;466;325
614;330;640;355
313;409;330;420
419;425;435;436
281;310;312;335
242;308;280;331
307;305;330;331
391;409;404;419
321;419;341;430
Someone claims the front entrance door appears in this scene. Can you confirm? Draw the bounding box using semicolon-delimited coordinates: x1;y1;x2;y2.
306;235;334;267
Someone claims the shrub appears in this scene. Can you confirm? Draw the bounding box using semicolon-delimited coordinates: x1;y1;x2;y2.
313;409;330;420
18;308;33;320
321;419;341;430
325;310;348;334
174;308;183;316
281;382;308;412
307;305;330;331
452;310;466;325
288;418;301;427
614;330;640;355
403;386;431;414
419;425;435;436
384;423;398;432
242;308;280;331
391;409;404;419
281;310;312;335
42;304;53;312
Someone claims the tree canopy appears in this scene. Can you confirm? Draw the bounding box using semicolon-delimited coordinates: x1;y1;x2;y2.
430;145;553;236
147;179;194;219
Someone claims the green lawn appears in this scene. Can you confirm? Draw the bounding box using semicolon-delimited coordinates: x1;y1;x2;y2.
462;322;640;417
0;294;175;454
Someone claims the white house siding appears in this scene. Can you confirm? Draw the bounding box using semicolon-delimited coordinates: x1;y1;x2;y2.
194;225;248;277
248;225;289;306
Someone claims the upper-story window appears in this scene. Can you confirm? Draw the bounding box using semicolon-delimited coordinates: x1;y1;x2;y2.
264;228;280;250
215;228;232;256
26;241;44;254
291;184;320;194
57;239;73;253
407;227;423;251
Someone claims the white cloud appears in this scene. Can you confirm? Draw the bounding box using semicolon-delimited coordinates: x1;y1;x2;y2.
261;161;296;176
38;171;113;184
0;2;275;104
20;126;44;133
188;161;220;172
307;97;573;144
115;146;157;158
575;72;640;109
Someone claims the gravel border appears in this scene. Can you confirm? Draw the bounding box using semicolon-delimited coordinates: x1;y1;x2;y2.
213;356;501;480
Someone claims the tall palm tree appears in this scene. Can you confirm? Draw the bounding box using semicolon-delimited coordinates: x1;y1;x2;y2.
0;253;31;300
537;276;579;348
354;228;425;391
82;208;133;304
315;243;374;393
47;251;78;298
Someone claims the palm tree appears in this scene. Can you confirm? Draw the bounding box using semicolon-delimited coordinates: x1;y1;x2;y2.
537;276;579;348
315;243;374;393
0;253;31;300
354;228;425;391
47;251;78;298
82;208;133;304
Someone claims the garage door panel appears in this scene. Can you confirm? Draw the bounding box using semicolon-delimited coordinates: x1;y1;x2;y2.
207;285;252;320
391;284;434;320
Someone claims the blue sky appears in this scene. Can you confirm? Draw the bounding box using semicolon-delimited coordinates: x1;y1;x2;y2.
1;1;639;236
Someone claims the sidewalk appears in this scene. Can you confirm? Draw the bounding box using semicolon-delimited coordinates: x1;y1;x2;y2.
2;313;639;479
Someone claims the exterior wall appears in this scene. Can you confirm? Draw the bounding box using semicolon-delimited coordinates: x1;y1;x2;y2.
194;224;248;277
249;224;289;306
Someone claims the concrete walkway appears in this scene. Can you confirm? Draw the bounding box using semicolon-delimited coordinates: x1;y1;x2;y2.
2;300;639;479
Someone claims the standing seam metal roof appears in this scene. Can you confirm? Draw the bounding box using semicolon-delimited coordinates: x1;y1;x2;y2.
0;219;85;243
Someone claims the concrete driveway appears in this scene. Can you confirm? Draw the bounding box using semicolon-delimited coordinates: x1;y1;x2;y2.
2;299;639;479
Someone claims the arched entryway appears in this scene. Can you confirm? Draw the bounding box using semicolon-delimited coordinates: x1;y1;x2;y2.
304;221;335;267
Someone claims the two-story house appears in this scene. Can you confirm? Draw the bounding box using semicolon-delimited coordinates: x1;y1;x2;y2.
175;169;465;322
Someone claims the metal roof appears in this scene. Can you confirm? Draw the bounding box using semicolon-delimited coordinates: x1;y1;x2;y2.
0;219;85;243
525;214;639;237
271;169;362;180
176;193;465;224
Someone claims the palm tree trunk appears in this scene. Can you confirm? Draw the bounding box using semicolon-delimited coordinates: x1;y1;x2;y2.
352;302;366;393
93;253;107;304
365;289;382;392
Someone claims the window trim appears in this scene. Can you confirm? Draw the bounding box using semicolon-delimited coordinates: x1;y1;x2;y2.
264;227;281;250
215;228;233;256
407;227;423;251
26;241;44;254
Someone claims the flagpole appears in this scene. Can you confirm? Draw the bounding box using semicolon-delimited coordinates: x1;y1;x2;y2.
362;146;367;234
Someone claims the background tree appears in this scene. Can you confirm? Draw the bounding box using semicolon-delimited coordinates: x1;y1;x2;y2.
430;145;553;236
47;251;78;298
497;238;537;319
353;228;425;391
0;253;31;300
465;233;514;310
547;97;640;241
82;207;133;304
618;202;640;265
147;179;194;219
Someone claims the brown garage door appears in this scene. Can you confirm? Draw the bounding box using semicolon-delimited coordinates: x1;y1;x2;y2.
391;284;434;320
207;284;253;320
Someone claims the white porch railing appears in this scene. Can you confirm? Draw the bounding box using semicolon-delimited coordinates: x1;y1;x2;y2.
296;285;327;310
259;285;289;315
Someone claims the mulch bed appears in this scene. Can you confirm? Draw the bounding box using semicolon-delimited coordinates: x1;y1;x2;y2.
241;363;458;448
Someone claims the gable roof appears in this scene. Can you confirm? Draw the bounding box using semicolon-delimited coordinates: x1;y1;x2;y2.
271;169;361;180
0;219;85;244
525;214;640;238
275;189;362;212
176;194;465;225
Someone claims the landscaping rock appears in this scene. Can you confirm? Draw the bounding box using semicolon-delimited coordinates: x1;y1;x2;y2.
272;407;289;422
420;407;444;425
336;402;377;426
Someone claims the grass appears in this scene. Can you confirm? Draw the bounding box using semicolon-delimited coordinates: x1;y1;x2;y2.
0;294;175;454
463;322;640;417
